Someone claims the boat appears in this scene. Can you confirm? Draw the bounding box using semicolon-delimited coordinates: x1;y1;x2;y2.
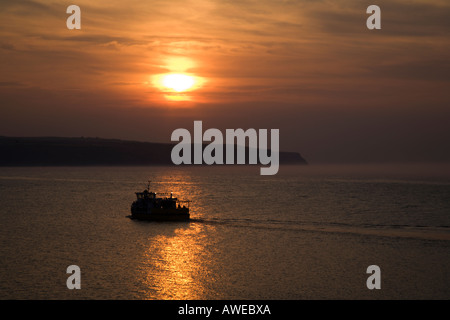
130;181;190;221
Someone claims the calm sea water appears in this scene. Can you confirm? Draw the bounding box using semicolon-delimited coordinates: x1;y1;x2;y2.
1;164;449;299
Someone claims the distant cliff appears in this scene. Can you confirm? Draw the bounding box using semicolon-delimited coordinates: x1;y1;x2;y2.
0;136;307;166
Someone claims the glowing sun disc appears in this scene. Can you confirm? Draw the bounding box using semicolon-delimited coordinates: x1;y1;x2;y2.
162;74;195;92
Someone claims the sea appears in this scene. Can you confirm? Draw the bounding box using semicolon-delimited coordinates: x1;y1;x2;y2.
0;164;449;300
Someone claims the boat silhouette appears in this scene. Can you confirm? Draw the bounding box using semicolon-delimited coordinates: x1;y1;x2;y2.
130;181;190;221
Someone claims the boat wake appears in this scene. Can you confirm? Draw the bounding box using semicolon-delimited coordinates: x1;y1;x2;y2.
190;216;450;241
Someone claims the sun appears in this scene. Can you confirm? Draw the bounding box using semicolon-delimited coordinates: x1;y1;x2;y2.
162;74;195;92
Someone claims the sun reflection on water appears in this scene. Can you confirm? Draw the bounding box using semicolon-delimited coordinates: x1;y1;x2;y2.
139;223;214;299
134;171;216;299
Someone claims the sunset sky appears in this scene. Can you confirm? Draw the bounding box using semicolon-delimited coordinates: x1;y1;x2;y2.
1;0;449;163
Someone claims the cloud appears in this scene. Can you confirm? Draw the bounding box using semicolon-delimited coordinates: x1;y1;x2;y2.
307;0;450;37
366;58;450;82
0;81;27;87
0;0;55;13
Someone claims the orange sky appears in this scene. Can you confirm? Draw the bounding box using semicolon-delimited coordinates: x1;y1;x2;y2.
1;0;449;163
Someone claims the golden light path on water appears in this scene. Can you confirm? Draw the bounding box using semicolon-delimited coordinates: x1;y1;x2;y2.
140;223;213;299
136;174;215;299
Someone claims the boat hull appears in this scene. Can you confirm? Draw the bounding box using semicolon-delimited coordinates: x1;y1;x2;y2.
131;208;190;221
